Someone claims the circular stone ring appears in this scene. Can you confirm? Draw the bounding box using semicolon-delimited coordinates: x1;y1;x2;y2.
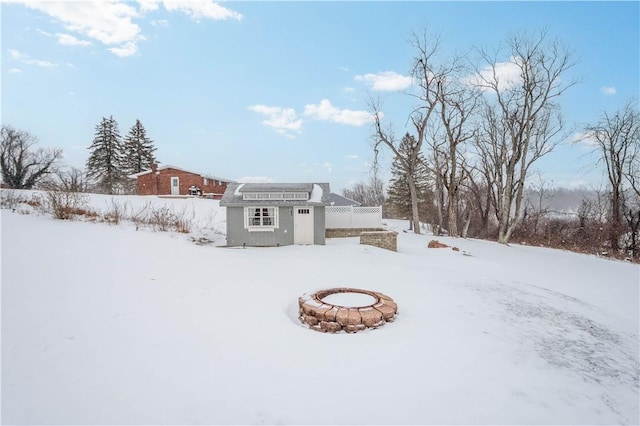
298;287;398;333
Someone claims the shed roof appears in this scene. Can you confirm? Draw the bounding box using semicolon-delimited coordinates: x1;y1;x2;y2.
220;182;331;207
239;182;313;193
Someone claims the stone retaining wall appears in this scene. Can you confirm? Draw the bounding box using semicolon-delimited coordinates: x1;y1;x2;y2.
360;230;398;252
325;228;383;238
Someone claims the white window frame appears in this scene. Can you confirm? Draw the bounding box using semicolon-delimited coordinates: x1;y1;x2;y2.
244;206;279;232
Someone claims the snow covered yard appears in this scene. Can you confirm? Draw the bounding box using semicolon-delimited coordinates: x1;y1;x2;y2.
1;192;639;425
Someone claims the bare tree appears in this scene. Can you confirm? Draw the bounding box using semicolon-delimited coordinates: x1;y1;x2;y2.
473;29;575;244
371;32;443;234
584;100;640;252
429;58;480;236
1;126;63;189
55;167;89;192
460;161;494;238
343;171;386;208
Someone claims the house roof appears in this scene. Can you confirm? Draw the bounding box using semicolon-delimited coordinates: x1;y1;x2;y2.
220;182;331;207
329;192;362;207
127;164;235;183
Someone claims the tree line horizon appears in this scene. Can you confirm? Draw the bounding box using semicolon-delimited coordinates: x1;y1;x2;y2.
1;28;638;257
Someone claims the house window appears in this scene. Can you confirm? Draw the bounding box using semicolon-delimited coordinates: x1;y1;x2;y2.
203;178;209;185
244;207;279;231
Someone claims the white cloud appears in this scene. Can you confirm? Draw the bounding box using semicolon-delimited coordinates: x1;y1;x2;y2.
137;0;161;12
237;176;275;183
29;58;56;67
151;19;169;27
249;104;303;137
345;154;358;159
304;99;374;127
465;57;523;92
571;131;598;147
7;48;56;67
600;86;617;96
343;87;356;94
108;41;138;57
8;0;242;58
339;66;349;72
160;0;243;21
355;71;413;91
323;162;332;173
36;28;52;37
7;68;22;74
57;33;92;46
11;1;143;56
8;49;26;60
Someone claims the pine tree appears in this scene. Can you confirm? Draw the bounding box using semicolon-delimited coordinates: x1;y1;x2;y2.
122;119;156;175
86;116;124;194
387;133;432;229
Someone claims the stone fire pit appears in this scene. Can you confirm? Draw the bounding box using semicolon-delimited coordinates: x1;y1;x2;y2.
298;288;397;333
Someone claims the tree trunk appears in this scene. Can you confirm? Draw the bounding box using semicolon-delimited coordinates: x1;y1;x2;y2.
408;174;421;234
447;191;458;237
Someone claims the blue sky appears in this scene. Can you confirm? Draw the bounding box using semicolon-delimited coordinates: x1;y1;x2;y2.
2;1;638;191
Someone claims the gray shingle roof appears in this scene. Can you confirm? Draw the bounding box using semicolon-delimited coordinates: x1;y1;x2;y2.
329;192;361;206
220;182;331;206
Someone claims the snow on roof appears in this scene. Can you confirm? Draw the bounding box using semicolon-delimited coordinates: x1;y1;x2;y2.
220;182;331;206
308;184;323;203
239;183;313;193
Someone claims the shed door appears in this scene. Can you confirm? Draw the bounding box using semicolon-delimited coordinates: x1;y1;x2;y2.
294;207;314;245
170;177;179;195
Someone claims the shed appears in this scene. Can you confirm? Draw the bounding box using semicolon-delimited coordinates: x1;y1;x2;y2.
220;182;331;247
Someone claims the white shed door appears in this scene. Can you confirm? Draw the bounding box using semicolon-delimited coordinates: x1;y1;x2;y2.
294;207;314;245
170;177;179;195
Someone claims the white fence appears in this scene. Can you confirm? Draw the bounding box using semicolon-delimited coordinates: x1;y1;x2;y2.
325;206;382;229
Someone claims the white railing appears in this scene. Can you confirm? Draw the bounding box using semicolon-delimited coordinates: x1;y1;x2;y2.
325;206;382;229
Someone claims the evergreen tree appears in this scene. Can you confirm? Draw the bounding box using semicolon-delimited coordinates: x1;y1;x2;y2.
387;133;432;229
86;116;124;194
122;119;156;175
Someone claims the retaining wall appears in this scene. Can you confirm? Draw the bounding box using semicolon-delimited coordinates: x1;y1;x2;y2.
360;230;398;252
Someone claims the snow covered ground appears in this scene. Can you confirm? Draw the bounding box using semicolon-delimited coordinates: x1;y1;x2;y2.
2;190;639;425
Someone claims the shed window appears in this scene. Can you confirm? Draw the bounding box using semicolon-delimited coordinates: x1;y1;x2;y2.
244;207;279;231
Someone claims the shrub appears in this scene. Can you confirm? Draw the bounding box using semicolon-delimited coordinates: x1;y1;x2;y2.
103;198;127;225
146;205;193;233
45;190;89;220
0;189;24;210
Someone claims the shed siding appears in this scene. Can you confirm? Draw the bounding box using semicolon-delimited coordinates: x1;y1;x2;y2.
314;206;326;245
226;206;295;247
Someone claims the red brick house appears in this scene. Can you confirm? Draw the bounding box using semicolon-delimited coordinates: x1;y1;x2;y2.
128;164;234;198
